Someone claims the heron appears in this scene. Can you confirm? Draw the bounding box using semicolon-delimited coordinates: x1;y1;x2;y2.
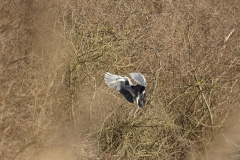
104;72;147;117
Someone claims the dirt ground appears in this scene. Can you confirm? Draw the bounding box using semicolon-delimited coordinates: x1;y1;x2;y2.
0;0;240;160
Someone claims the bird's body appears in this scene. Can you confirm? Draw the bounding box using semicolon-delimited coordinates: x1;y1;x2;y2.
104;72;147;108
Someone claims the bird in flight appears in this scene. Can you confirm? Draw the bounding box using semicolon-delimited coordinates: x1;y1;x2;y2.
104;72;147;116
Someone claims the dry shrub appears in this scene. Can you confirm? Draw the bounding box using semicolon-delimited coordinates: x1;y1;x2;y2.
0;1;73;159
61;0;240;159
1;0;240;160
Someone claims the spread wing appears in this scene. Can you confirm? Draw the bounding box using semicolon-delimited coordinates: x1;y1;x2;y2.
104;72;132;90
130;72;147;87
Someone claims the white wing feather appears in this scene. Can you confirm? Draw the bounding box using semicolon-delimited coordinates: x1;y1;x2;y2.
104;72;132;90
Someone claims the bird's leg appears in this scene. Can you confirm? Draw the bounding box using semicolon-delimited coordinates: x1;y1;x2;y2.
129;104;140;118
128;98;140;118
133;96;140;118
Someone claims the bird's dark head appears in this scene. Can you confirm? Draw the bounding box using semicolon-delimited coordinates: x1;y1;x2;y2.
137;89;146;107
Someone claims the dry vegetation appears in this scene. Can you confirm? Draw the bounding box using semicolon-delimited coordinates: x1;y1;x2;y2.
0;0;240;159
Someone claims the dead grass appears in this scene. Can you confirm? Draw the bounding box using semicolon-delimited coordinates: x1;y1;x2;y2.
0;0;240;160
